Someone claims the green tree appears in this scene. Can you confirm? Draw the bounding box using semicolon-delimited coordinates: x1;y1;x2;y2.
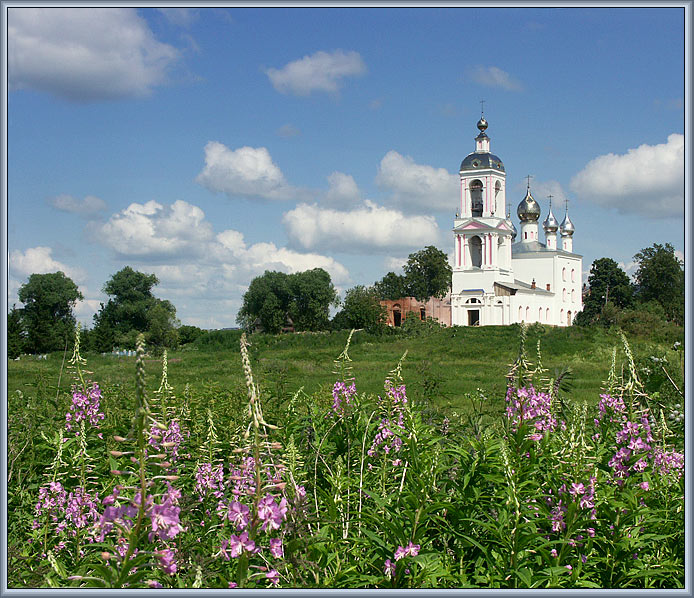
374;271;408;300
7;304;26;359
146;302;180;350
93;267;178;350
633;243;684;324
178;324;206;345
575;258;634;325
17;272;83;354
288;268;339;331
333;285;387;334
403;245;452;302
237;268;338;333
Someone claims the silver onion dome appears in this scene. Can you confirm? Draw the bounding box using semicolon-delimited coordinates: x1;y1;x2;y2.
477;117;488;132
560;211;575;236
543;202;559;232
517;188;541;222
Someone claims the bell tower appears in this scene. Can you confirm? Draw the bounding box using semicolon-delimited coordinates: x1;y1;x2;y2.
453;113;514;274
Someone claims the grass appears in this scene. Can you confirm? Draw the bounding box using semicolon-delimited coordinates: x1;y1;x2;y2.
8;323;682;418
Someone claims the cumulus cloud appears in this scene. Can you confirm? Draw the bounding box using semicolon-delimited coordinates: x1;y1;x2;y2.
282;201;441;254
97;200;214;258
376;150;459;212
469;66;523;91
196;142;301;201
569;134;684;218
325;172;361;205
9;246;87;282
48;194;107;217
8;7;180;101
265;49;366;96
90;199;351;325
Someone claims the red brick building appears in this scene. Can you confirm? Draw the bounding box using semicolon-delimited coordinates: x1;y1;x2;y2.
380;294;452;327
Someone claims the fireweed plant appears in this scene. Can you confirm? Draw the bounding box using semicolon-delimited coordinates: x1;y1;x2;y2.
13;324;684;588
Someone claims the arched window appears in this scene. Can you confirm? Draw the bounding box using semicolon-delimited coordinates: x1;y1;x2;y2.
563;288;567;302
539;307;543;322
393;305;402;327
470;236;482;268
546;307;550;321
470;180;483;216
525;307;530;321
494;180;502;214
562;267;567;281
571;289;576;302
571;269;576;283
519;306;523;321
561;308;564;323
567;310;572;325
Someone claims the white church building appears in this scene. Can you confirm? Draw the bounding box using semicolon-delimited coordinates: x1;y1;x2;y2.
451;116;583;327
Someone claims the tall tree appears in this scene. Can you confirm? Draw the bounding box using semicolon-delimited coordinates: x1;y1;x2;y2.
17;272;83;353
93;266;178;349
577;257;634;324
288;268;339;331
237;268;338;333
333;285;386;333
374;272;408;300
403;245;452;302
633;243;684;324
7;304;26;359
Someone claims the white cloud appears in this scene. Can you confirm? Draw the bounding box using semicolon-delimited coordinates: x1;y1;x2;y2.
90;199;351;326
376;150;459;212
325;172;361;205
98;200;214;258
384;256;406;272
8;8;180;100
265;49;366;96
283;201;441;254
569;134;684;218
469;66;523;91
9;246;87;283
196;142;301;201
48;194;107;217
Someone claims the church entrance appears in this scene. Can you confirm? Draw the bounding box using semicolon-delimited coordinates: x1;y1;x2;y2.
468;309;480;326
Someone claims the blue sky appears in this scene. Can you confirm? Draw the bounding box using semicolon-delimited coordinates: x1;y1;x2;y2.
5;5;687;329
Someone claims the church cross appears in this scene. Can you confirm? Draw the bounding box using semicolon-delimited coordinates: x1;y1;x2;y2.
480;99;485;116
547;193;554;208
526;174;533;190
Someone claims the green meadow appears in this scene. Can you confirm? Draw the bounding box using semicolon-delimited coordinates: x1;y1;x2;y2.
8;323;682;416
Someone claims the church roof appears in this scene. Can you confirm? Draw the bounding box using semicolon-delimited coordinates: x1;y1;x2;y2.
512;240;582;258
460;152;505;172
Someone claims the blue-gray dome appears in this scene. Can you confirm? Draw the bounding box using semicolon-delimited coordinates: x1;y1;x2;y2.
460;152;505;172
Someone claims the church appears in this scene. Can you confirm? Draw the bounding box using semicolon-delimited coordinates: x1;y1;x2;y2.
450;115;583;327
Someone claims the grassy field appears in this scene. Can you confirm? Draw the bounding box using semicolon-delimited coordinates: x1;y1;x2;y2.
8;322;682;417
